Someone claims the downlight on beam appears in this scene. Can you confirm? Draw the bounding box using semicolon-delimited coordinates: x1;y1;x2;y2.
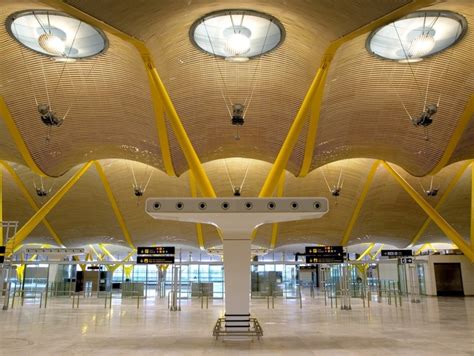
7;10;108;59
366;10;467;63
190;9;285;62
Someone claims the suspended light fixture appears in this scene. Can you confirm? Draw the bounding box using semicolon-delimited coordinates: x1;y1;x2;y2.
366;11;467;62
7;10;108;59
190;9;285;61
38;33;65;55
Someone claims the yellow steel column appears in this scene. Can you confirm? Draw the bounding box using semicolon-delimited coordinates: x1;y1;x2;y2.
428;95;474;175
149;68;216;197
0;161;65;247
340;161;380;246
382;161;474;261
371;244;384;260
0;97;47;176
298;67;329;177
0;167;2;246
189;172;205;250
259;67;325;197
94;161;136;249
146;69;176;176
270;173;286;249
7;162;92;250
356;243;375;261
98;244;117;261
409;160;472;246
471;163;474;246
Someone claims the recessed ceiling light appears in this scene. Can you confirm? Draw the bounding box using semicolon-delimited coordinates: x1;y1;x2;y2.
366;10;467;62
190;9;285;61
7;10;108;59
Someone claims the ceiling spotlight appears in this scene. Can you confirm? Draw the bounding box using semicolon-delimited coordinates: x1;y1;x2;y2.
366;11;467;62
190;9;284;61
409;34;435;58
38;33;65;55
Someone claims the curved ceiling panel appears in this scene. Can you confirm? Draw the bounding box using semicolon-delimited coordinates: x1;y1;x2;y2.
308;2;474;176
0;1;165;176
64;0;410;175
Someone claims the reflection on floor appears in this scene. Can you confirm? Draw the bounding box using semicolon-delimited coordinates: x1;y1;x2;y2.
0;292;473;355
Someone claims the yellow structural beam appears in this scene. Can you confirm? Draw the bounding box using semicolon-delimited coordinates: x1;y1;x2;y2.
89;245;103;261
189;171;205;250
146;70;176;176
357;243;375;261
42;1;216;196
299;69;329;177
0;97;46;176
409;160;472;246
428;95;474;175
270;173;286;249
98;244;116;261
382;161;474;262
7;162;92;251
260;0;436;188
371;244;384;260
0;161;64;247
472;163;474;247
0;168;2;246
259;67;326;197
340;161;380;246
94;161;135;249
148;68;216;196
415;243;430;255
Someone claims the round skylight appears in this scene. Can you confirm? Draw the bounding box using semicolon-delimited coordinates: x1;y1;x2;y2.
190;10;285;62
7;10;108;59
366;11;467;63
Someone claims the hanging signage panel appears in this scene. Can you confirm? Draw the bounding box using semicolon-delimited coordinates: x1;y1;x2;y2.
305;255;344;264
381;249;412;257
137;256;175;264
305;246;343;256
137;246;175;255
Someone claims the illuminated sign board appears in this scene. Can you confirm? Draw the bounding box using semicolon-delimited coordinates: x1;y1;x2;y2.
137;256;175;264
137;246;175;255
381;250;412;257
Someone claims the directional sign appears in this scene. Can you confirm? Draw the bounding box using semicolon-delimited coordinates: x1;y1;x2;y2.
381;249;412;258
305;255;344;264
0;246;5;254
137;246;175;255
399;257;414;264
137;256;175;264
305;246;343;255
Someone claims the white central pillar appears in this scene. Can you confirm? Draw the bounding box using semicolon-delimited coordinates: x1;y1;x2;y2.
222;235;251;329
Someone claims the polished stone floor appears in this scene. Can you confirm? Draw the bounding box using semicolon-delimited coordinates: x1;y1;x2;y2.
0;292;473;355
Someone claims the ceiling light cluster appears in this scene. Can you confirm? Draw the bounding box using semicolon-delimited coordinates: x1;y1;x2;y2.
190;9;285;62
7;10;108;59
366;11;467;63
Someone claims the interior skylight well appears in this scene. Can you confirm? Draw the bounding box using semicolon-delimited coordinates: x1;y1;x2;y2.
190;9;285;62
366;10;467;63
7;10;108;59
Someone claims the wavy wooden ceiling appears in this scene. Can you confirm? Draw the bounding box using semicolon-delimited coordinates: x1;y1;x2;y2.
0;0;166;176
2;157;472;250
0;0;473;251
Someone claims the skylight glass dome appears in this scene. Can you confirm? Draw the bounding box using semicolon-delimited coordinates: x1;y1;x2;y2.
190;10;285;62
7;10;108;59
366;11;467;63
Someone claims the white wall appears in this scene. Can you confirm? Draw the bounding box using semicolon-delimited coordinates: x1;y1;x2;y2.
378;261;399;281
422;255;474;296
